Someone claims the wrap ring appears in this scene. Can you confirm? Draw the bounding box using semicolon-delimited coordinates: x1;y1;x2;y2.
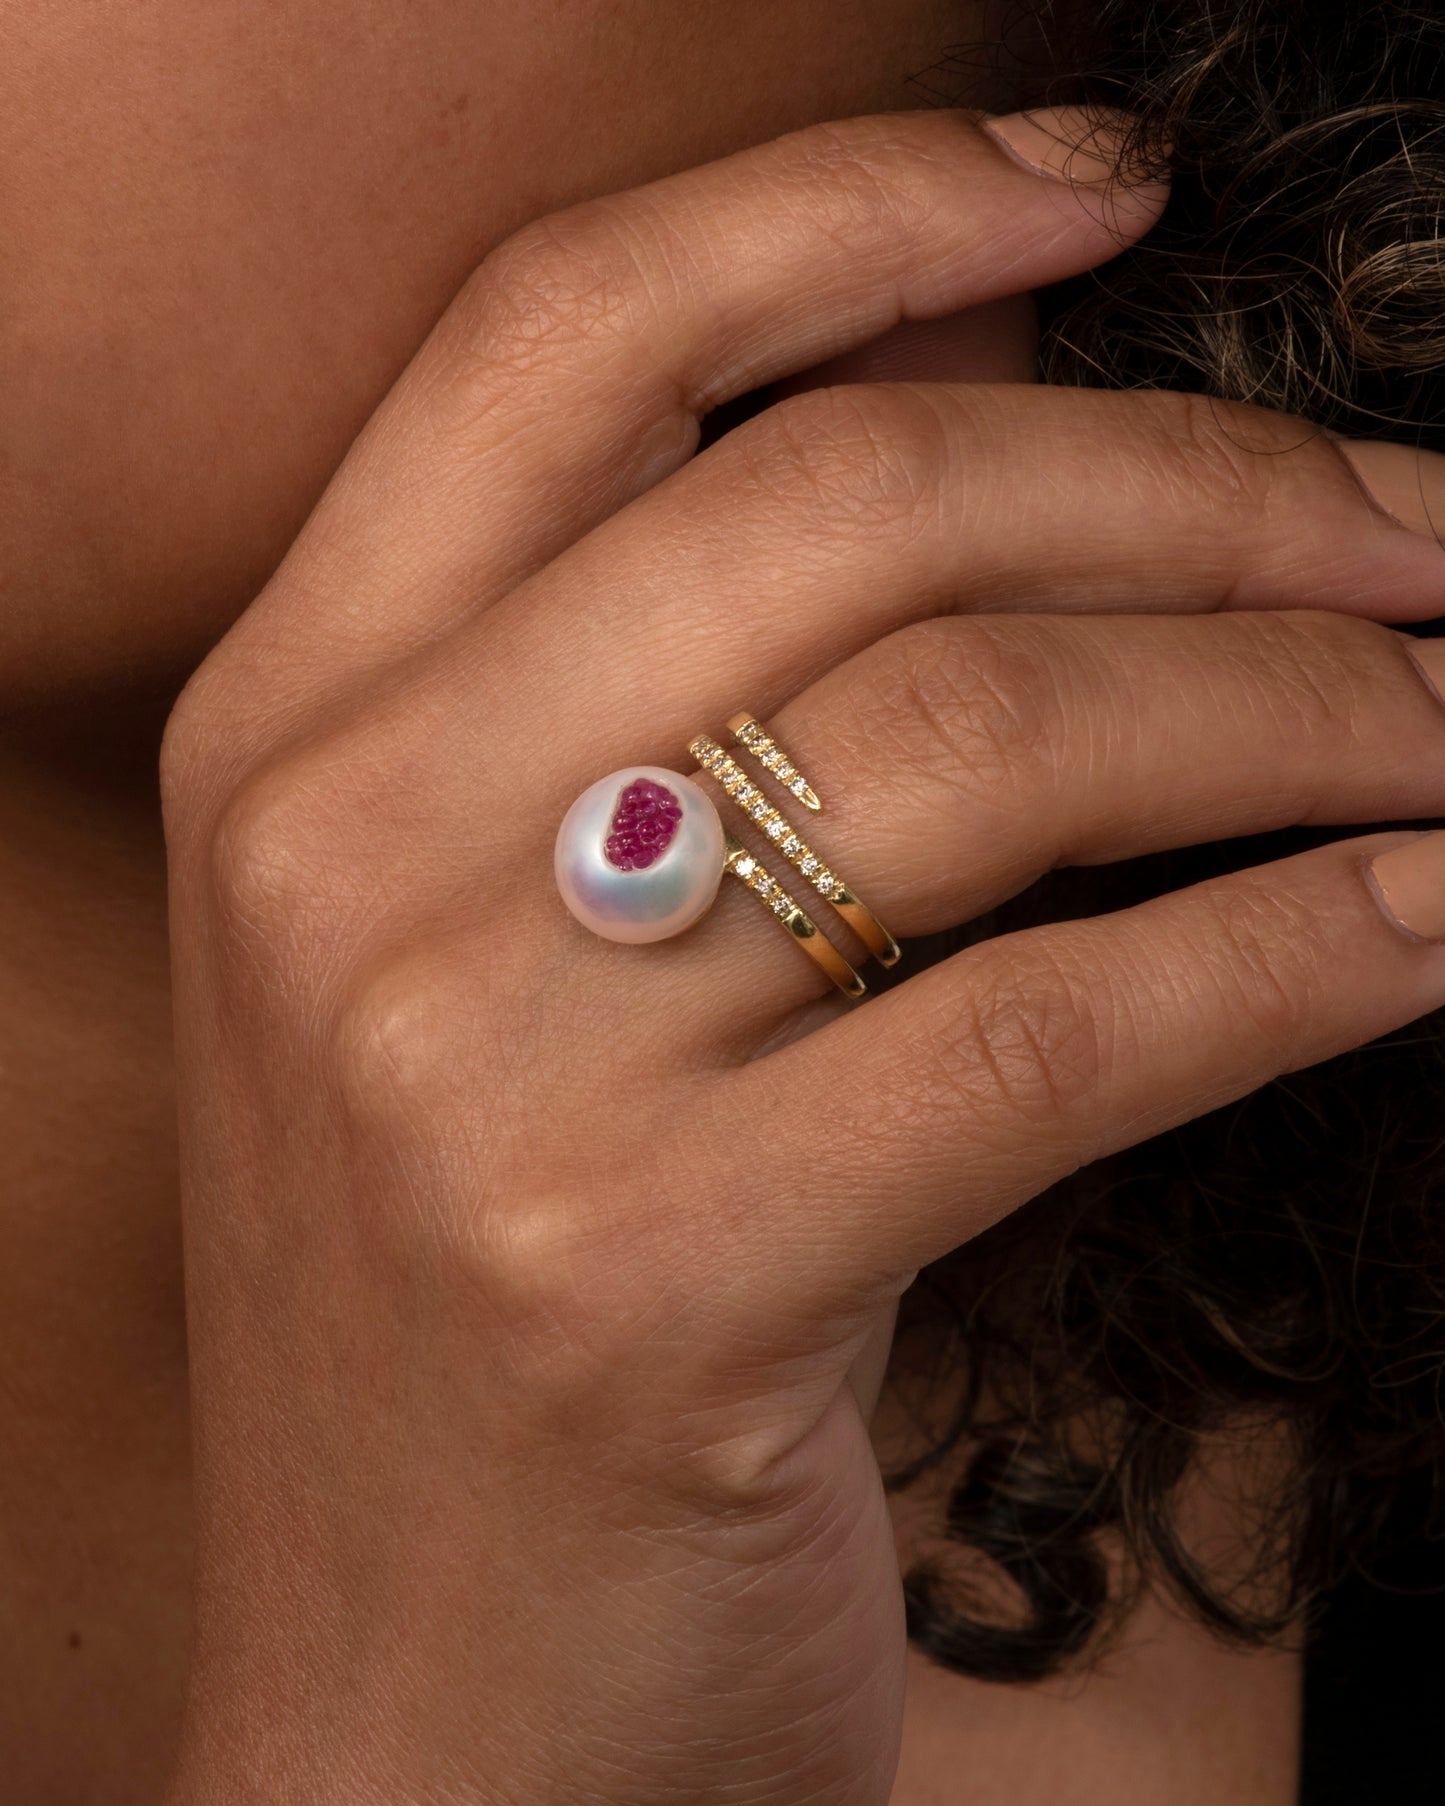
553;714;900;999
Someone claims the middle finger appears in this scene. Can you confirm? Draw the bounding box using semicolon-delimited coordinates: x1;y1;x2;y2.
449;378;1445;799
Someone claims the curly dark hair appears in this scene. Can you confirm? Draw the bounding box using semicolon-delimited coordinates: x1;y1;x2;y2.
885;0;1445;1685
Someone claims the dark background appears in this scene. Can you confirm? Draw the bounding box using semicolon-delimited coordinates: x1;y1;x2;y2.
1302;1540;1445;1803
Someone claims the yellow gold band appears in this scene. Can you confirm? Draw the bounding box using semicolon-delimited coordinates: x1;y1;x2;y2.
690;733;901;969
720;832;866;999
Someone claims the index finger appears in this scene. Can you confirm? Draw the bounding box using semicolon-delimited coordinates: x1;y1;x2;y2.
209;107;1166;731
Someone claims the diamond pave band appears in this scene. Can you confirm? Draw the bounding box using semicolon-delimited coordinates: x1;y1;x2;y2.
690;720;901;972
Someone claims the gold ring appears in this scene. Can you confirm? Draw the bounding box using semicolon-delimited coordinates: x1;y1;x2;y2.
718;831;867;998
551;718;896;1004
689;713;902;974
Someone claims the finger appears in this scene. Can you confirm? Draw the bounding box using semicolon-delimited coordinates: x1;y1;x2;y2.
745;608;1445;947
496;381;1445;778
255;382;1445;894
539;606;1445;1048
203;107;1165;725
738;826;1445;1313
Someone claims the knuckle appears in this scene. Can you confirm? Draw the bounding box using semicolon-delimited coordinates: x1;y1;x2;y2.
1191;879;1329;1055
330;956;616;1243
1233;609;1387;743
460;1192;661;1408
732;383;945;539
941;951;1107;1127
205;758;354;969
158;687;215;826
444;200;668;380
1150;390;1290;521
162;640;321;839
332;959;666;1392
159;666;211;774
159;660;249;826
766;115;942;244
329;951;484;1143
860;618;1050;810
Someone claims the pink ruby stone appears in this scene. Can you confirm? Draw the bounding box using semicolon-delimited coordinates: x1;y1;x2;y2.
555;766;725;944
605;779;684;871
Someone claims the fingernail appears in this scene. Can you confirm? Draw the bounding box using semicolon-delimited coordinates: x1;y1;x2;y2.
1395;632;1445;707
978;106;1163;190
1337;440;1445;542
1366;831;1445;942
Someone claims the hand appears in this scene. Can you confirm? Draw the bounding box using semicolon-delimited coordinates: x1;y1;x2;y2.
159;106;1445;1805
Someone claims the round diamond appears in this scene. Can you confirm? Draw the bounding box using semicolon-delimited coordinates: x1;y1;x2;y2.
734;855;756;878
756;876;777;899
815;874;835;897
782;835;802;855
772;894;793;917
800;854;819;876
749;799;769;820
766;818;787;840
790;776;808;797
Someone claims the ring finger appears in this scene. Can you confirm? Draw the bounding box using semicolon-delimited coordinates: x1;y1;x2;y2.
551;605;1445;1029
746;605;1445;954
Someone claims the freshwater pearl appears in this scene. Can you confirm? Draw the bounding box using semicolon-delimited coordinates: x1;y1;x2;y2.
554;767;725;944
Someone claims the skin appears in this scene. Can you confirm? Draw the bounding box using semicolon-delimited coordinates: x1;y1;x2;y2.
0;4;984;1794
5;3;1437;1806
0;0;976;705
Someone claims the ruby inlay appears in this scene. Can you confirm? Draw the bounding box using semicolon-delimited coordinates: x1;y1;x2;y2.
604;778;684;871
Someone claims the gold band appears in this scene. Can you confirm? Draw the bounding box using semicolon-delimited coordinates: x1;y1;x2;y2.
690;732;902;969
720;832;866;999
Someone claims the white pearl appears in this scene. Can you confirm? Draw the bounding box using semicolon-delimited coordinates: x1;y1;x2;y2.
554;767;725;944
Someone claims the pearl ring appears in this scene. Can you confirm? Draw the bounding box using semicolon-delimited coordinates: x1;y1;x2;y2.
554;712;900;998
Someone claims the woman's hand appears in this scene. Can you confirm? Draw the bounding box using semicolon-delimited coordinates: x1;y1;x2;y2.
159;107;1445;1805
